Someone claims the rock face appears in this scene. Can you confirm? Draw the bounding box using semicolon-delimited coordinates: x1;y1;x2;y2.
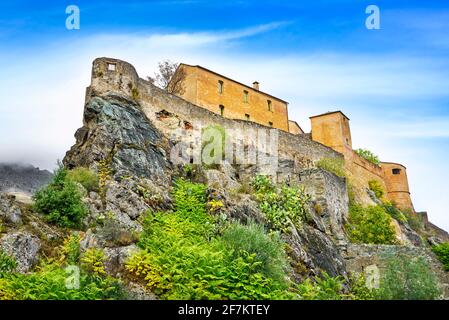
0;163;52;194
64;93;172;188
0;192;22;225
0;232;41;273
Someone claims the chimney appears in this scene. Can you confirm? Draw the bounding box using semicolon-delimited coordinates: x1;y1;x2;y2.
253;81;259;90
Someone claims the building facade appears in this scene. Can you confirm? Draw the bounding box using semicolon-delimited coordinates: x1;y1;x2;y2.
174;64;301;133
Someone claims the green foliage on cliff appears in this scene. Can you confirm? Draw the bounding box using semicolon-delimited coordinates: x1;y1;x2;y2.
33;165;88;229
126;179;294;299
296;272;346;300
251;175;310;232
346;204;396;245
382;202;407;223
368;180;385;199
432;243;449;271
355;149;380;165
316;157;346;178
0;251;17;275
67;167;99;193
376;252;441;300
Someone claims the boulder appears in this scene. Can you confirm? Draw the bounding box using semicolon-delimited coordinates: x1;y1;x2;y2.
0;232;41;273
0;192;22;225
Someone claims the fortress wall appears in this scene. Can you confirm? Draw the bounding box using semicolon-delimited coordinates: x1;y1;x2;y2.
88;58;342;176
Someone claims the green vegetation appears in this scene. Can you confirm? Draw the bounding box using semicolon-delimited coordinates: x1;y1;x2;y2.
382;202;407;223
405;211;424;232
0;235;125;300
355;148;380;165
33;165;88;229
346;204;396;245
67;167;99;192
368;180;384;199
0;251;17;275
316;157;346;178
126;179;293;299
296;272;345;300
376;252;441;300
222;221;289;284
432;243;449;271
251;175;310;232
81;248;107;276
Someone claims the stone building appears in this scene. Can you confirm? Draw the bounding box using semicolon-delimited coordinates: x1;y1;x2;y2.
173;64;303;134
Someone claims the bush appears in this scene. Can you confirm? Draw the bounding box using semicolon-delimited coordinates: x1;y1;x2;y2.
0;251;17;275
432;243;449;271
67;167;99;192
368;180;384;200
33;165;88;229
405;212;423;232
355;149;380;165
81;248;107;276
382;202;407;223
0;263;124;300
126;179;294;299
296;272;345;300
346;204;396;245
376;252;441;300
222;221;289;284
252;176;310;232
316;157;346;178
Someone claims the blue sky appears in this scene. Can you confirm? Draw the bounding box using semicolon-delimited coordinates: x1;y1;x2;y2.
0;0;449;230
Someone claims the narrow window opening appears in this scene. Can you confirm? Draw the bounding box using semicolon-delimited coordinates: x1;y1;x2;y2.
268;121;273;127
245;114;250;121
392;168;401;175
219;105;225;116
218;80;224;94
267;100;272;111
243;90;249;103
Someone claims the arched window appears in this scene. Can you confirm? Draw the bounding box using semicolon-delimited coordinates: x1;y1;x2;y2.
218;80;224;94
219;105;225;116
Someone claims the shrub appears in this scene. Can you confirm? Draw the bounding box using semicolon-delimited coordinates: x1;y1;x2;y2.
0;251;17;275
222;221;289;284
126;179;293;300
355;149;380;165
346;204;396;245
0;263;124;300
81;248;107;276
59;234;81;265
296;272;345;300
432;243;449;271
348;273;376;300
250;175;275;194
316;157;346;178
67;167;99;192
405;212;423;232
33;165;88;228
368;180;384;200
382;202;407;223
376;252;441;300
253;179;310;232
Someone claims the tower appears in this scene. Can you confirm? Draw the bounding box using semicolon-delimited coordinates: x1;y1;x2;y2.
381;162;414;211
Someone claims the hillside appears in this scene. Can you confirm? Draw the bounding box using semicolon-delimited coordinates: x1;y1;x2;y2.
0;163;52;194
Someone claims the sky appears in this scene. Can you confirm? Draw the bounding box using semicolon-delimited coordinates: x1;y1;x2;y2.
0;0;448;230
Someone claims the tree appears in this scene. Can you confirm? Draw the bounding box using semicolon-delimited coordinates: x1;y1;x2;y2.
147;60;186;95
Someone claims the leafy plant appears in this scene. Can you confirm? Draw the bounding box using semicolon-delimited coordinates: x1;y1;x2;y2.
222;221;289;284
346;204;396;245
33;165;88;229
316;157;346;178
296;272;345;300
59;234;81;265
368;180;385;200
432;243;449;271
126;179;293;300
382;202;407;223
376;252;441;300
355;148;380;166
0;251;17;275
81;248;107;276
252;176;310;232
67;167;99;192
405;212;423;232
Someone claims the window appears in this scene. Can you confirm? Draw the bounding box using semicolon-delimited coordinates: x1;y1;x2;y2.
267;100;272;111
243;90;249;103
245;114;250;120
218;80;224;94
392;168;401;175
268;121;273;127
219;105;225;116
107;63;116;71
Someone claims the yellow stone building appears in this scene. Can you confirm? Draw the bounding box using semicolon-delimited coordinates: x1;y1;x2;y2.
174;63;303;134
